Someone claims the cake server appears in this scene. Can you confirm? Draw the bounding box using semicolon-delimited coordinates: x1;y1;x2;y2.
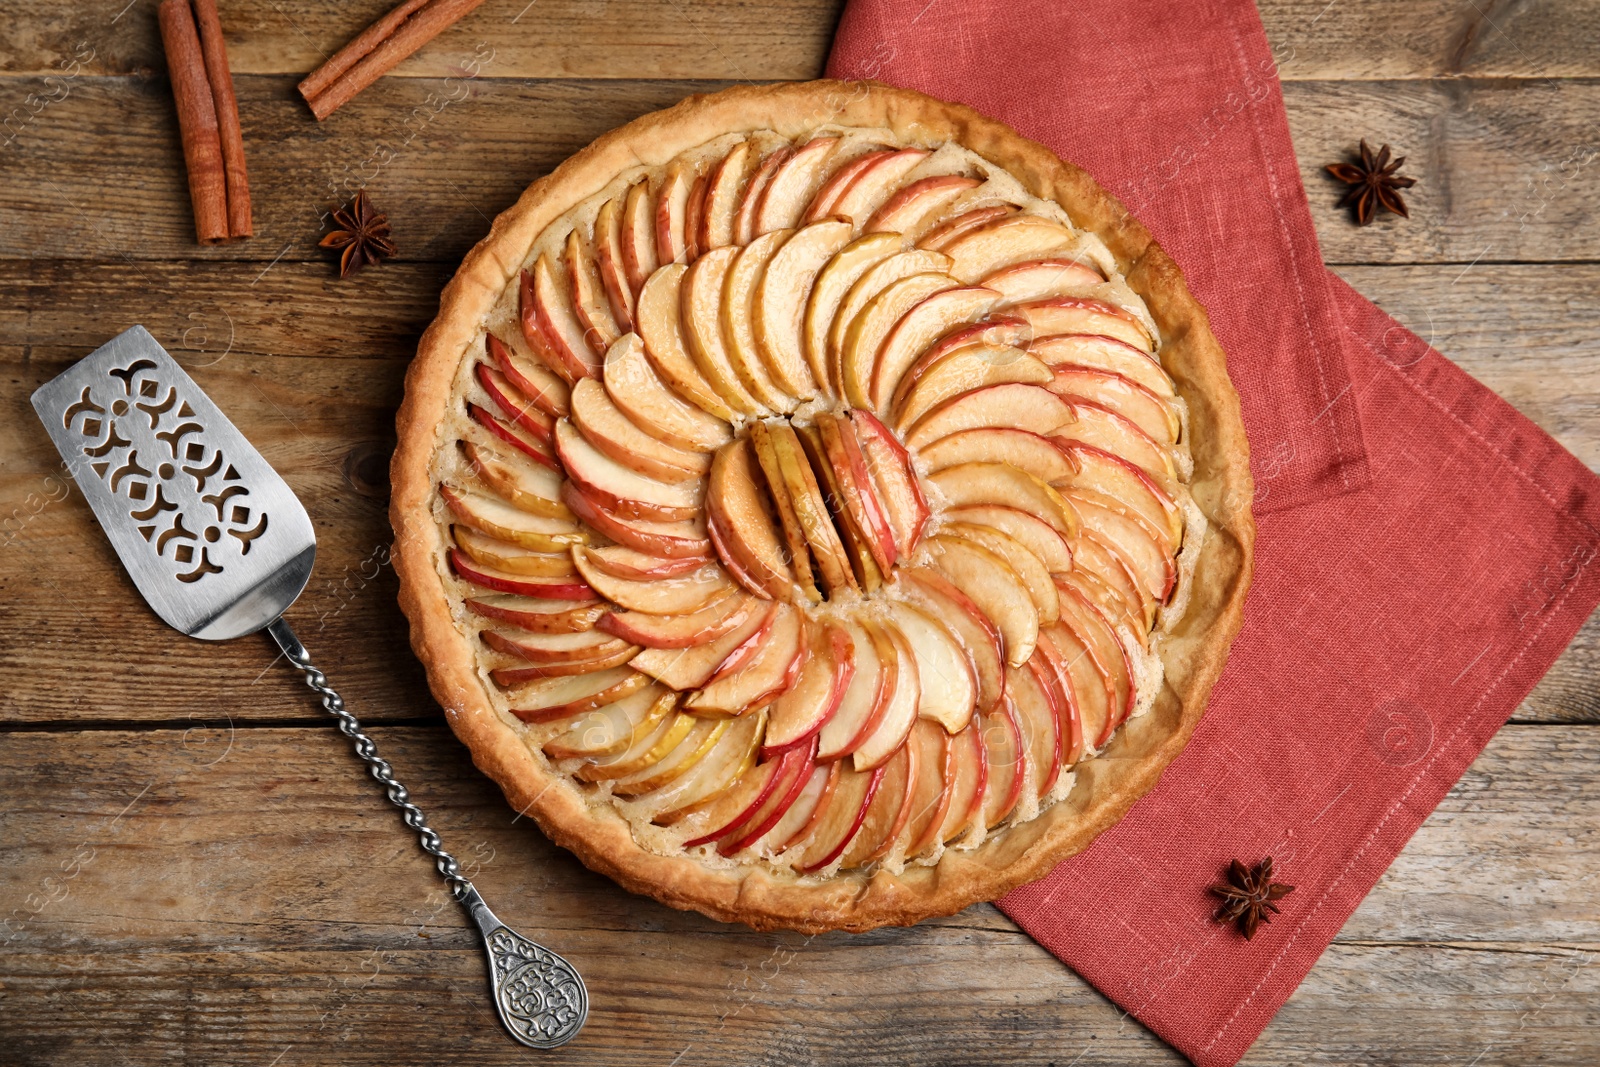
31;325;587;1050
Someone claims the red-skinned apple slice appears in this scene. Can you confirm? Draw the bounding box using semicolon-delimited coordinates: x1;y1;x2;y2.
1028;647;1082;768
733;146;790;246
916;425;1077;484
849;409;931;558
896;719;954;858
458;439;571;519
599;590;757;649
485;632;639;680
925;462;1078;538
913;315;1033;369
980;699;1027;828
508;667;652;724
838;271;958;409
1056;579;1134;728
980;258;1104;304
564;229;620;354
1014;296;1153;353
1030;333;1172;397
816;620;891;762
699;140;751;252
943;505;1073;573
768;421;857;598
869;285;1000;412
750;761;833;853
468;400;557;470
866;174;981;234
593;195;635;333
441;486;588;554
554;419;701;522
682;171;707;262
814;411;897;576
621;179;658;298
581;544;707;581
638;710;764;823
449;547;594;600
635;263;738;423
560;481;711;560
1007;662;1062;798
569;377;710;484
765;624;853;756
802;232;903;392
851;622;920;771
1038;624;1113;749
687;603;805;715
903;382;1075;450
705;437;795;600
897;567;1006;714
941;214;1077;284
527;254;602;379
630;602;775;690
465;593;606;634
754;137;839;233
918;204;1016;252
487;333;569;417
839;740;917;866
827;249;953;394
754;218;854;398
476;364;555;446
1062;487;1176;601
922;533;1038;667
828;147;930;225
571;547;732;615
804;149;891;222
1058;442;1181;545
891;344;1053;433
1052;400;1174;480
1064;535;1152;639
888;600;977;733
792;762;882;873
453;526;578;578
723;230;803;412
678;750;786;847
937;721;987;845
655;161;694;265
1049;365;1179;444
940;521;1060;625
603;334;731;453
716;738;818;856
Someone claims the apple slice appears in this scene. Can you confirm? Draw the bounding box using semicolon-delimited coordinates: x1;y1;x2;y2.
655;161;695;265
678;748;787;846
564;229;620;354
614;717;732;797
923;533;1038;666
1062;488;1176;602
768;421;857;598
449;548;594;600
796;422;886;594
454;526;578;578
802;232;903;392
569;377;710;485
553;419;702;522
754;218;854;397
816;620;890;762
941;214;1078;284
851;622;920;771
599;590;757;649
465;593;606;634
706;437;796;601
486;636;639;682
476;363;555;446
750;761;833;853
571;548;732;615
937;721;988;845
895;720;954;859
580;544;707;581
1031;333;1171;395
918;204;1016;252
1051;400;1174;480
635;263;738;423
838;740;917;867
629;602;775;690
603;334;731;454
890;344;1052;433
1007;662;1062;798
699;140;751;252
888;600;976;733
441;485;588;553
682;171;707;262
866;174;981;234
849;409;931;557
560;481;711;560
508;666;651;724
543;684;672;761
487;333;569;418
468;400;557;470
913;315;1033;369
746;420;821;603
838;271;958;409
814;412;897;577
1049;365;1179;444
526;254;602;380
723;229;804;413
1064;535;1152;638
680;246;767;415
638;710;763;823
1038;624;1113;750
578;709;694;782
764;625;854;755
593;195;635;333
1058;443;1181;545
827;248;953;394
980;258;1104;304
869;285;1000;411
792;762;882;873
754;137;839;233
1014;296;1154;353
687;603;805;714
734;146;790;246
980;699;1027;828
620;179;658;299
459;439;571;519
916;427;1078;485
940;522;1060;625
943;505;1072;573
903;382;1076;450
925;462;1078;538
1056;579;1134;728
896;568;1005;714
804;149;891;221
715;739;817;855
1027;647;1083;769
828;147;930;225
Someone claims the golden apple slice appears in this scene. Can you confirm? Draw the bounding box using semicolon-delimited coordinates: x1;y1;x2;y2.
487;333;569;418
579;709;694;781
791;762;881;872
654;160;695;265
1051;401;1175;480
564;229;620;354
465;593;606;634
926;461;1078;537
1058;442;1182;545
839;741;917;867
941;214;1078;283
441;485;588;553
747;420;821;603
849;409;931;558
734;146;790;245
919;204;1016;252
869;285;1000;412
687;603;805;714
459;439;572;519
943;504;1073;573
706;437;796;601
816;619;888;761
1049;365;1179;443
765;624;854;755
1062;488;1176;601
527;253;602;379
603;334;731;453
1006;662;1062;799
630;602;775;690
754;218;854;398
637;710;763;822
890;344;1052;433
635;264;738;423
941;522;1060;625
915;427;1078;485
937;721;987;845
454;526;578;578
804;149;891;222
593;195;635;333
570;378;709;485
888;600;976;733
1016;296;1154;353
680;246;768;415
851;622;920;770
980;700;1026;828
553;419;701;522
700;140;751;252
621;179;658;298
923;533;1038;666
895;720;954;859
543;684;672;761
560;482;712;561
754;136;839;233
802;231;903;392
723;230;804;413
981;258;1103;305
826;248;953;394
866;174;981;234
449;547;593;600
508;666;652;724
580;544;706;581
571;548;733;615
903;382;1076;450
838;271;958;410
828;146;930;225
612;716;731;797
769;421;857;598
796;422;885;594
599;590;758;649
813;412;898;577
1038;625;1112;750
1031;333;1172;396
897;567;1006;714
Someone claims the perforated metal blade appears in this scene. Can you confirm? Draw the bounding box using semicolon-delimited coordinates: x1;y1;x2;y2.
31;325;316;640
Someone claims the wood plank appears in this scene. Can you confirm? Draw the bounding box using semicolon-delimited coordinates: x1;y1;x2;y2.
4;75;1600;265
3;0;1599;80
0;724;1595;1064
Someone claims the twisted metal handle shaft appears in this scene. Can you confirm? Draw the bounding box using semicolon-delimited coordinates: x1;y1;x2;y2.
266;616;588;1049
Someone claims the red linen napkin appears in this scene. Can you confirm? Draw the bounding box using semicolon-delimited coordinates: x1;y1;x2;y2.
828;2;1600;1064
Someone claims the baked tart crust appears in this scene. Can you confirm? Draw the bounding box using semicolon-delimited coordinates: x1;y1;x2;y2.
391;80;1255;933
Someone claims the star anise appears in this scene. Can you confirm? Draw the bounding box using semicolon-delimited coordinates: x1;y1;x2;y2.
1209;857;1295;940
1326;140;1416;225
320;190;396;277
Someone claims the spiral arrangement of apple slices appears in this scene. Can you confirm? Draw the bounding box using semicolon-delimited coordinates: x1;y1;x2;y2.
440;129;1196;877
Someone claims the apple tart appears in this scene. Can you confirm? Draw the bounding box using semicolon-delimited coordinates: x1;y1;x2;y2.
393;82;1254;932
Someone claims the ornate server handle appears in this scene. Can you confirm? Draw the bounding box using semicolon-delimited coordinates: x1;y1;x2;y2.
267;616;589;1050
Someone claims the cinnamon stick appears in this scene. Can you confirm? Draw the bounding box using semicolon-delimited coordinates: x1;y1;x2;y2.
298;0;489;121
158;0;228;243
190;0;252;238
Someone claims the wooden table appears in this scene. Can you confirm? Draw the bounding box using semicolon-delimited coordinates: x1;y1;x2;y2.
2;2;1597;1063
